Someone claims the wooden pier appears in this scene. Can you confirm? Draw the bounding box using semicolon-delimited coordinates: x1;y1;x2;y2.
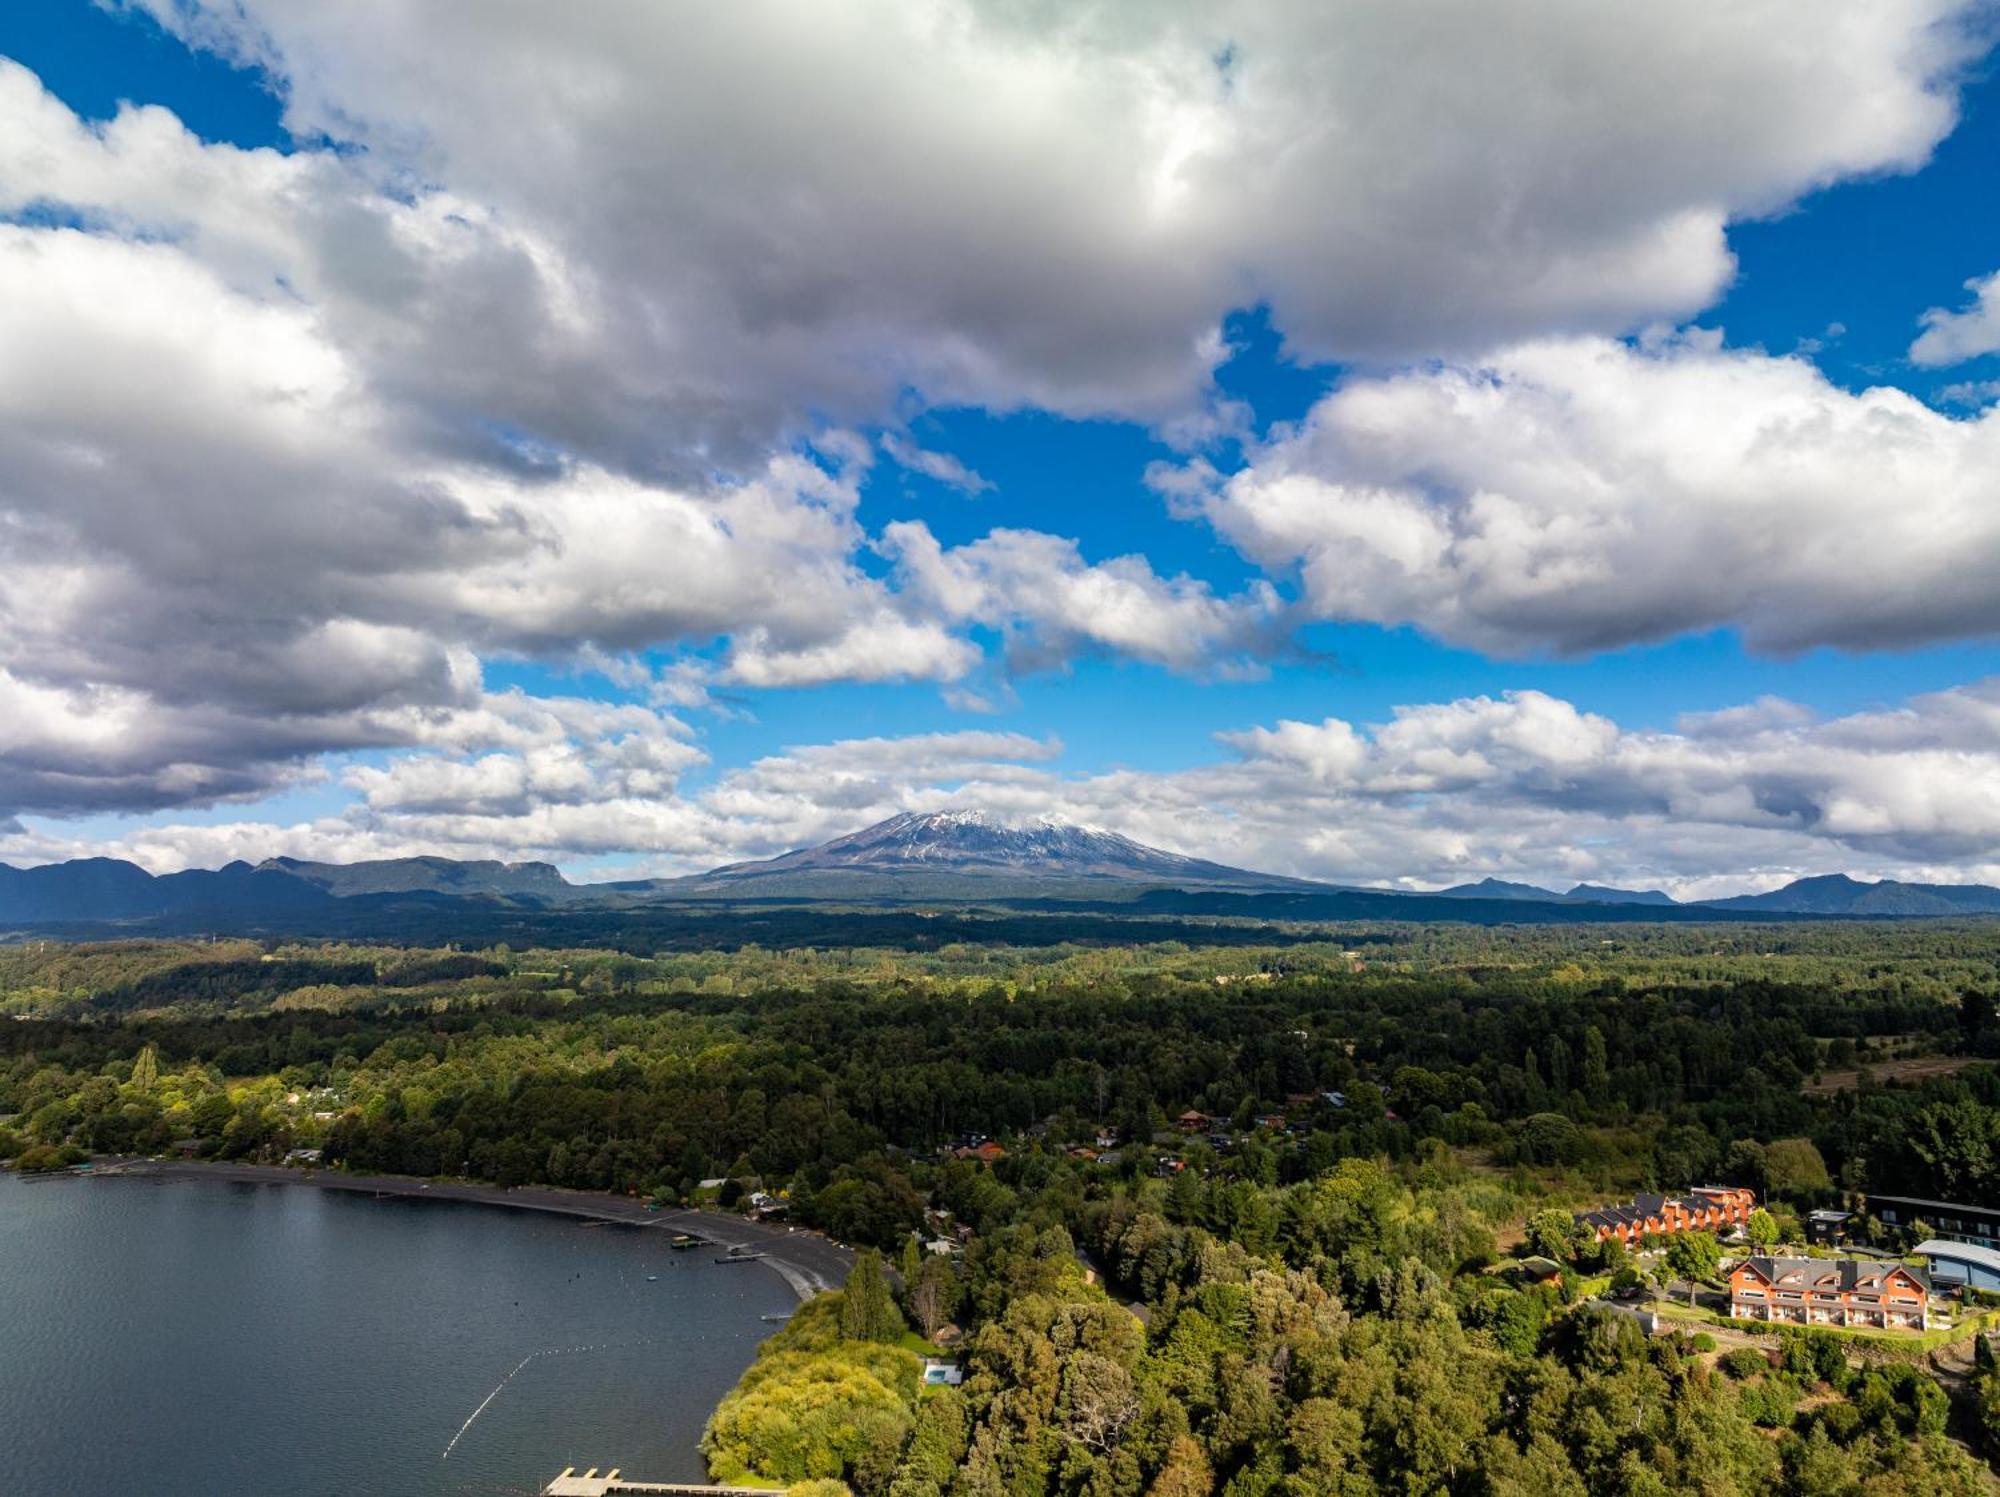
542;1467;784;1495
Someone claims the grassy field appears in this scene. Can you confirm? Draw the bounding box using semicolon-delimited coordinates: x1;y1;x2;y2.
1801;1054;1982;1094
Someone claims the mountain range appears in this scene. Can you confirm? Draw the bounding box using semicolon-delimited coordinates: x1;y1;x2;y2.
4;811;2000;929
1436;877;1678;906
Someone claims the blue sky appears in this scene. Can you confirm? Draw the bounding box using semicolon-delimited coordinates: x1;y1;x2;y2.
3;2;2000;893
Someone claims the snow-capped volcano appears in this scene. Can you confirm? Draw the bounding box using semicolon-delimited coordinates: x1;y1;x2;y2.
689;809;1306;891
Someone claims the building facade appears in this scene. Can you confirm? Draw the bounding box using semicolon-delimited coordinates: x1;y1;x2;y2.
1913;1239;2000;1293
1576;1185;1756;1246
1868;1194;2000;1251
1728;1256;1930;1330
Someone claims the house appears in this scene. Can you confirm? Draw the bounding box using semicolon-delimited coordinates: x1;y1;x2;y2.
1514;1256;1566;1287
1914;1238;2000;1293
1592;1300;1666;1337
1254;1113;1287;1131
1728;1256;1930;1330
953;1140;1006;1164
1094;1129;1120;1150
1176;1110;1212;1133
1806;1209;1854;1244
1155;1155;1186;1177
1868;1194;2000;1251
1576;1186;1756;1246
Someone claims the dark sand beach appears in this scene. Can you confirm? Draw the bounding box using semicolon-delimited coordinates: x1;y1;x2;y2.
88;1157;853;1299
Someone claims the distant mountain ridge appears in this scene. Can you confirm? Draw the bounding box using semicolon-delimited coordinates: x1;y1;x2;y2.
1438;877;1678;906
1702;873;2000;916
5;814;2000;928
258;854;574;900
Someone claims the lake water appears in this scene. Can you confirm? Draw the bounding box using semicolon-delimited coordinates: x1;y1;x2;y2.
0;1170;795;1495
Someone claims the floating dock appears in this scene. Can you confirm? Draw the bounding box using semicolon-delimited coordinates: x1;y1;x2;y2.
542;1468;784;1495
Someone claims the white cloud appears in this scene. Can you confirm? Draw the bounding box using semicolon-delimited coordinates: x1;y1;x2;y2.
13;682;2000;897
881;435;994;496
1935;378;2000;408
0;63;1304;821
118;0;1982;426
1194;330;2000;655
886;522;1287;675
724;611;980;689
0;4;1995;831
1911;269;2000;366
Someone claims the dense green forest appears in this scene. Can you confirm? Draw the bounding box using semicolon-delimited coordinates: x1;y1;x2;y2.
3;920;1999;1492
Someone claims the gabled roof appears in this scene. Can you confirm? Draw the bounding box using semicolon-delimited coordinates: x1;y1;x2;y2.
1576;1190;1736;1230
1736;1256;1929;1293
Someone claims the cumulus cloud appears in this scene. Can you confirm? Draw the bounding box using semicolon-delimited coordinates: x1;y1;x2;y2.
119;0;1979;423
1912;269;2000;366
0;209;931;809
886;523;1287;675
1191;331;2000;655
0;61;1275;819
13;683;2000;898
0;4;1994;836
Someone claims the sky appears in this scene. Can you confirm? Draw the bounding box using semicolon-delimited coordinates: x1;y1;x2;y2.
3;1;2000;897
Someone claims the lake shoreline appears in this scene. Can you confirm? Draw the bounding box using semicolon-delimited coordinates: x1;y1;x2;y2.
83;1156;852;1302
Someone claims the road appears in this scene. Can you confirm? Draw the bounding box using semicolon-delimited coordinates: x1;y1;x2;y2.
87;1157;854;1299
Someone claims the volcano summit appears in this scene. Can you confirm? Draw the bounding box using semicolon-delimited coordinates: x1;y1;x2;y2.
656;810;1316;899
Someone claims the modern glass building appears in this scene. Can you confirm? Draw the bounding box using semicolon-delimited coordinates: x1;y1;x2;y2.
1912;1239;2000;1293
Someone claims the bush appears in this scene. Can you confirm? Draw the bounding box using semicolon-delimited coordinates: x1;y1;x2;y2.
1720;1348;1770;1380
1692;1332;1717;1353
1738;1375;1799;1428
1781;1327;1851;1390
11;1142;86;1172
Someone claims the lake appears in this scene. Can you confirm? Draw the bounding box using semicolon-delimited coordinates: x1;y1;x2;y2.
0;1170;796;1495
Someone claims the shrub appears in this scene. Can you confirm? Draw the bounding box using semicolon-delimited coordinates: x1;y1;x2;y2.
1738;1376;1798;1428
1720;1348;1770;1380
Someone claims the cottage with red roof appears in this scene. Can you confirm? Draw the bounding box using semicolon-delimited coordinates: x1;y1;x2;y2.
1575;1185;1754;1245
